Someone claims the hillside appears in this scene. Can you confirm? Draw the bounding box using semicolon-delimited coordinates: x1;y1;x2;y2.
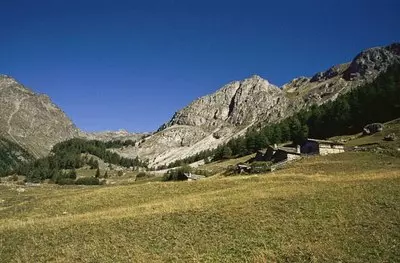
1;151;399;262
334;118;400;156
0;137;33;176
115;43;400;167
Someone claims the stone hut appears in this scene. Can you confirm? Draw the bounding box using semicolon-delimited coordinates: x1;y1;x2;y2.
254;146;275;162
253;144;300;163
272;146;301;163
301;138;344;155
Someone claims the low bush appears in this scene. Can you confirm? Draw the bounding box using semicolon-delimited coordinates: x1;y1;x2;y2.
193;169;214;177
75;177;100;185
136;172;147;178
250;161;272;174
56;178;76;185
11;174;19;181
135;172;156;181
163;165;192;181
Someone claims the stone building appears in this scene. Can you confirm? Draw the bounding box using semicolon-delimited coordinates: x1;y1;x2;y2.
301;139;344;155
254;145;301;163
273;146;301;162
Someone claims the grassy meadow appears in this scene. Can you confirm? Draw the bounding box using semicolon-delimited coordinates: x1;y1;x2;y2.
1;151;400;262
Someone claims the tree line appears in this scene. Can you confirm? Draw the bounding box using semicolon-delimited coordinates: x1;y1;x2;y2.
104;139;136;148
0;137;34;177
16;138;148;182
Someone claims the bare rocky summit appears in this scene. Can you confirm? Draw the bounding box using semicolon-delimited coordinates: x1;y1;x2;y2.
0;75;78;157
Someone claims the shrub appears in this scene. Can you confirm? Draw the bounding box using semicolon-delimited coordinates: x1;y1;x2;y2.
95;168;100;178
54;171;75;185
136;172;147;178
163;165;192;181
193;169;213;177
11;174;19;181
250;161;272;174
224;165;238;176
135;171;156;181
57;178;76;185
68;169;77;179
75;177;100;185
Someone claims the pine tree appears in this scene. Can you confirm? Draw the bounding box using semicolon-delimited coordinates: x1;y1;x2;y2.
69;169;77;179
95;168;100;178
222;146;232;159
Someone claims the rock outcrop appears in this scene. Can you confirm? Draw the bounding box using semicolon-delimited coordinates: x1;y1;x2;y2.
0;75;79;157
363;123;384;135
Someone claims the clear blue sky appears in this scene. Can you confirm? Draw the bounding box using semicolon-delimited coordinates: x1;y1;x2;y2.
1;0;399;132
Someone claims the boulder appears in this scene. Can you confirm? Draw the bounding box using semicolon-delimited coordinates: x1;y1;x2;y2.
363;123;384;135
384;133;397;141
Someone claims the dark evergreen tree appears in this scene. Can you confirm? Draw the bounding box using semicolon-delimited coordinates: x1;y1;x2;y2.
95;168;100;178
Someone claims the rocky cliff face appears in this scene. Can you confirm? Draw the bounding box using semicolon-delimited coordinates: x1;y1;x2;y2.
162;76;290;129
115;43;400;167
0;76;79;157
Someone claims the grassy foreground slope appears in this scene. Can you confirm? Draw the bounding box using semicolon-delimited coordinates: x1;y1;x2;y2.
1;152;400;262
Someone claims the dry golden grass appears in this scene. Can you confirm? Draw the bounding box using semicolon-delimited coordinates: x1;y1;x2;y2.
1;152;400;262
198;154;255;175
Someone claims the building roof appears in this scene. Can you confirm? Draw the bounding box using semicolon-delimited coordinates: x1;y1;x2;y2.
306;138;344;145
276;147;301;155
256;148;268;154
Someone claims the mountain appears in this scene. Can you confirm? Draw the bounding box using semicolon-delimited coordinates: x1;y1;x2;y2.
1;43;399;168
80;129;150;142
0;75;79;158
114;43;400;167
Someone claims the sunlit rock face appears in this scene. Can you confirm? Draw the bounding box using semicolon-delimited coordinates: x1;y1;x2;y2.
0;75;78;157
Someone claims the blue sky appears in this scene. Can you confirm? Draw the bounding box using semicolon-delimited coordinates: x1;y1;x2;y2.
1;0;399;132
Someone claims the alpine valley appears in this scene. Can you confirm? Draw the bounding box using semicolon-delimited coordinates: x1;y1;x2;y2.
1;43;399;168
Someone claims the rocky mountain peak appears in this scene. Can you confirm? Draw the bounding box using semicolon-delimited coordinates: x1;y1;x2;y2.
243;74;269;84
344;43;400;80
0;75;34;95
0;77;78;157
159;74;282;130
